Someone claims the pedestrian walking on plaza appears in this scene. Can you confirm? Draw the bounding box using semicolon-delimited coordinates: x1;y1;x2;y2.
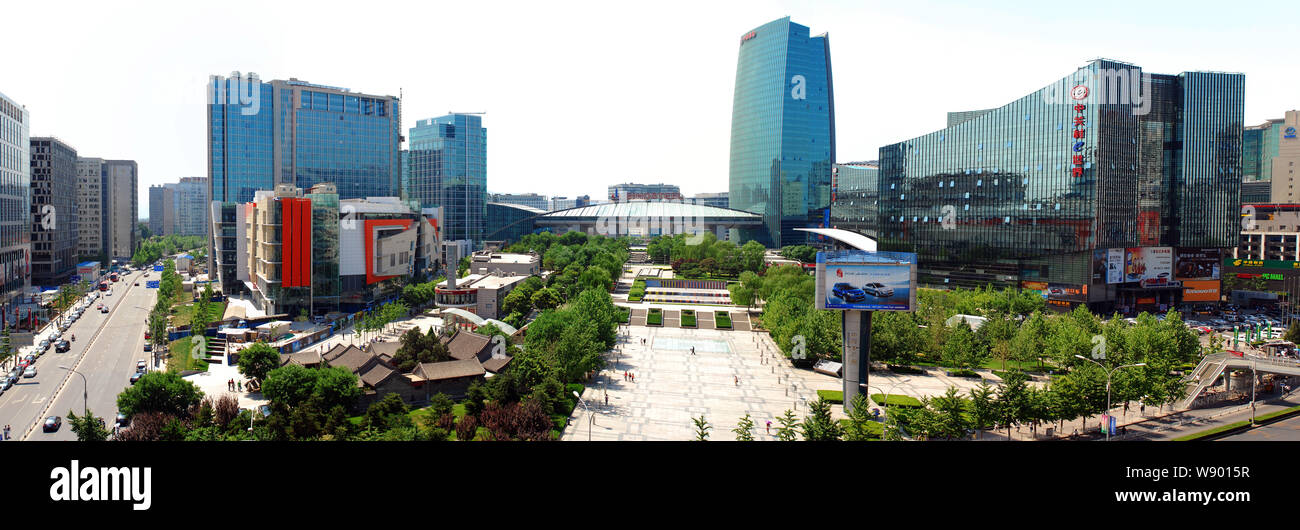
1140;404;1145;415
237;381;242;392
605;393;609;406
734;375;738;386
766;421;771;434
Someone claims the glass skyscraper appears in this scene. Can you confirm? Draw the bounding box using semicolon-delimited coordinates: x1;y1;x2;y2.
407;114;487;245
207;73;401;294
873;59;1243;311
29;137;79;287
728;17;835;247
0;90;30;324
207;73;402;203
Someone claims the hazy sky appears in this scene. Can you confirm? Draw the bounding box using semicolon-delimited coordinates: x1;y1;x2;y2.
5;0;1298;218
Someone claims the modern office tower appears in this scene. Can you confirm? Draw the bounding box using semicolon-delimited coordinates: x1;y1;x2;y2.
29;137;80;286
1242;111;1300;203
829;162;879;241
151;177;209;237
608;183;682;202
103;160;138;261
407;114;487;245
487;192;549;211
207;73;402;203
207;72;402;293
728;16;835;247
76;157;104;261
149;184;173;237
689;192;730;209
0;91;31;323
875;59;1243;312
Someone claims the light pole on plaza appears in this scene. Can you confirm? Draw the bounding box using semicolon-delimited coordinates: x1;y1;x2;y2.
868;378;910;438
573;391;592;441
1074;355;1145;441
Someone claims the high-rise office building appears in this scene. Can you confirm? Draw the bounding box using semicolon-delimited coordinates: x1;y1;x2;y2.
29;137;79;286
1242;111;1300;203
76;157;104;261
407;114;487;245
608;183;682;202
103;160;138;261
690;192;730;209
728;17;835;247
488;192;549;211
149;184;172;237
151;177;208;237
208;73;402;293
0;91;31;322
874;59;1243;312
829;162;879;241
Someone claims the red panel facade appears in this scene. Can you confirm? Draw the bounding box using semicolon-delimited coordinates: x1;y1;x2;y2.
280;198;313;289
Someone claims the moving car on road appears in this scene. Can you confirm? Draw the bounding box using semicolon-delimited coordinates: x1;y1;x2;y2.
55;340;70;353
43;416;61;432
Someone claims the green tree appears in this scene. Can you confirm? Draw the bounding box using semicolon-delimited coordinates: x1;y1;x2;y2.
968;382;996;439
692;415;711;441
68;408;111;441
994;369;1031;439
531;288;562;310
732;413;755;441
365;393;410;432
776;409;800;441
931;386;970;440
116;371;204;417
842;395;876;441
236;342;280;383
801;398;843;441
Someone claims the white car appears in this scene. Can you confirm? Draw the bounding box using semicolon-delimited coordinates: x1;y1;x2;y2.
23;367;37;378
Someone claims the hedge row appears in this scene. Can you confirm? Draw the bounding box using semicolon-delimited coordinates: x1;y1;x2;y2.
681;310;696;327
715;311;732;328
870;393;923;408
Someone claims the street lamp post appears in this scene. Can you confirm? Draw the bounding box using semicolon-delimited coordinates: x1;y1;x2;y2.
1074;355;1146;441
572;391;592;441
59;365;88;414
867;378;911;439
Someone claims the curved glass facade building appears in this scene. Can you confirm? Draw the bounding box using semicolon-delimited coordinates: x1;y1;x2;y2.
728;17;834;247
407;114;487;246
870;60;1242;310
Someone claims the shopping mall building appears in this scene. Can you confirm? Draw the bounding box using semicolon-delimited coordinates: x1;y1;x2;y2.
851;59;1243;313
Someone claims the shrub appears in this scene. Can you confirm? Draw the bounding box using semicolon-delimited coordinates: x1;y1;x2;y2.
887;364;926;375
681;310;696;327
948;369;980;378
816;389;844;404
715;311;732;328
456;414;479;441
648;308;663;326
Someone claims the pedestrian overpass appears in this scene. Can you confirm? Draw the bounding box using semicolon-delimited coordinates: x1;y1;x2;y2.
1180;352;1300;409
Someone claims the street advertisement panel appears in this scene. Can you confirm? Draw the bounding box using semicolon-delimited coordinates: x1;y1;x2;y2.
1175;248;1221;280
1091;249;1125;284
816;250;917;311
1021;280;1048;299
1124;247;1176;288
1182;280;1221;302
1047;283;1087;302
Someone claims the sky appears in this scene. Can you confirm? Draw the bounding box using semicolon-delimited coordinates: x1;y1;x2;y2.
5;0;1298;218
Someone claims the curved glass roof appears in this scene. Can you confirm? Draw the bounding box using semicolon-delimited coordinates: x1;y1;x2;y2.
539;201;760;220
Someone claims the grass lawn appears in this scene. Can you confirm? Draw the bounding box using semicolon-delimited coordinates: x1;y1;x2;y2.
166;335;209;373
681;310;696;327
817;389;844;404
837;418;883;439
715;311;732;328
870;393;923;408
172;301;228;329
647;308;663;326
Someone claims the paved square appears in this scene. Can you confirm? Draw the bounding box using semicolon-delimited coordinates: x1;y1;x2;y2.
562;324;844;441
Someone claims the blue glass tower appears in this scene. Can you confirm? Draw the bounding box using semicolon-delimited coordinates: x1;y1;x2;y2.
407;114;487;245
207;73;401;204
728;17;835;247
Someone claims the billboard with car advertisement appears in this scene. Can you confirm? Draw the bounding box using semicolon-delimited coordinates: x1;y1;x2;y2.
1175;248;1221;280
1182;280;1221;302
815;250;917;311
1047;283;1087;302
1124;247;1176;288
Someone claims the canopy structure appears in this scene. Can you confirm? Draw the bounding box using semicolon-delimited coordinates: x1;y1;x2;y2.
793;228;877;251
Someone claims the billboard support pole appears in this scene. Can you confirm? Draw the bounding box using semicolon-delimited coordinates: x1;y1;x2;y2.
842;309;871;414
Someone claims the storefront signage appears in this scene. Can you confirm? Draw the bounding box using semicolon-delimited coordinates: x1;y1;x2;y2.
740;30;757;44
1182;280;1221;302
1286;127;1297;139
1071;92;1087;178
1226;258;1300;270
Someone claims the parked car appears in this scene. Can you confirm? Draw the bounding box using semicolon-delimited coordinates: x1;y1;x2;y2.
38;339;50;351
129;372;142;384
136;360;147;371
23;366;37;378
7;368;21;380
101;307;109;314
143;343;152;352
831;282;867;303
0;377;12;391
862;282;895;298
23;354;36;364
43;416;61;432
116;413;129;428
55;340;70;353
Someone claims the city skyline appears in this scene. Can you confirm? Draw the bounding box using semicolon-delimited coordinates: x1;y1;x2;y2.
3;0;1299;217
